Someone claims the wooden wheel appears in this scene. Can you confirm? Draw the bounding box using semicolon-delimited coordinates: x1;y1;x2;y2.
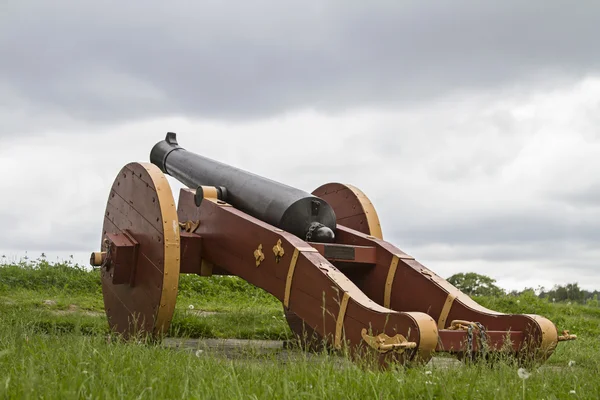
98;162;180;339
312;183;383;239
284;182;383;349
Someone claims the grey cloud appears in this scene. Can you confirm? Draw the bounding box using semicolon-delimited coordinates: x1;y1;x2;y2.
388;209;600;248
1;0;600;134
551;184;600;208
1;71;600;291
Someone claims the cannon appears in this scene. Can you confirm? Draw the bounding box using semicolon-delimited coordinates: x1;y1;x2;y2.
149;132;336;243
90;132;576;368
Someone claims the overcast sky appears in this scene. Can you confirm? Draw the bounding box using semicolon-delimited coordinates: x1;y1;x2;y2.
1;1;600;291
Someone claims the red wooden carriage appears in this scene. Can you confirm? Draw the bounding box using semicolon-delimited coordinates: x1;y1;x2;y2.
90;133;576;368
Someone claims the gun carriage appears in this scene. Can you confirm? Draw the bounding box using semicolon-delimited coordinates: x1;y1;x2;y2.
91;132;576;368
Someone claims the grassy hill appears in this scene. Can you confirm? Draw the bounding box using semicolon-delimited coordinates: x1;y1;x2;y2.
1;260;597;399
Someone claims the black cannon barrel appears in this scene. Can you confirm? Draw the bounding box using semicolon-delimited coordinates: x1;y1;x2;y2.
150;132;337;243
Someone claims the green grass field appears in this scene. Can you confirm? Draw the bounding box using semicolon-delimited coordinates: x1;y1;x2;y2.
1;260;598;399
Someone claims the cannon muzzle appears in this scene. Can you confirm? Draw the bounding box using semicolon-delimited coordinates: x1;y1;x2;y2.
150;132;336;242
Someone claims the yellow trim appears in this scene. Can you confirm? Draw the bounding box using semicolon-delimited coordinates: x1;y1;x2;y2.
335;292;351;349
346;184;383;240
284;248;300;308
409;313;439;364
384;255;400;308
437;291;458;329
142;163;181;336
90;251;106;267
200;186;219;199
526;314;560;357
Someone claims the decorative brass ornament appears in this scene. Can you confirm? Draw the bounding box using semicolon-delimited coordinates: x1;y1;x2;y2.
360;329;417;354
254;244;265;267
179;220;200;233
272;239;285;263
447;320;480;331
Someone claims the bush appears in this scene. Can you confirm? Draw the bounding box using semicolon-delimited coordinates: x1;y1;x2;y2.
0;258;101;295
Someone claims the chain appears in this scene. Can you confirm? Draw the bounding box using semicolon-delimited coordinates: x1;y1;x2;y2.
449;320;488;357
474;321;488;357
466;324;474;353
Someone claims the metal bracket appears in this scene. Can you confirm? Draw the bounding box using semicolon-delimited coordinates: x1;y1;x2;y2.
179;220;200;233
558;330;578;341
360;329;417;354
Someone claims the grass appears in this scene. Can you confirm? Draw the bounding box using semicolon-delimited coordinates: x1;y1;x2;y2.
1;259;599;399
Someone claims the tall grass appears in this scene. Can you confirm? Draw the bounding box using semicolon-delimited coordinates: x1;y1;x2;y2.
0;307;597;399
1;260;599;398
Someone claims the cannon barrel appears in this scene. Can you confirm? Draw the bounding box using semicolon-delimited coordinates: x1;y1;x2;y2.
150;132;337;242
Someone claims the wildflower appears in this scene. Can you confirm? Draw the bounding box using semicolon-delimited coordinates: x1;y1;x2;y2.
188;305;195;310
195;350;204;357
425;381;433;385
518;368;530;399
518;368;530;380
570;390;576;395
516;300;521;304
425;371;432;375
568;360;576;367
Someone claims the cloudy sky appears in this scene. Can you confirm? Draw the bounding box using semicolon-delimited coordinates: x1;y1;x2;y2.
1;1;600;291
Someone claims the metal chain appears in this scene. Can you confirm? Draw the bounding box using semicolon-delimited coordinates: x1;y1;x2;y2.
474;321;488;357
466;324;474;353
451;320;488;358
466;322;488;358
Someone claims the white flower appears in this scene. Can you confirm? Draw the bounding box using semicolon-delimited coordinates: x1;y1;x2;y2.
188;305;195;310
425;371;432;375
516;300;521;304
195;350;204;357
518;368;531;380
425;381;433;385
570;390;576;395
568;360;576;367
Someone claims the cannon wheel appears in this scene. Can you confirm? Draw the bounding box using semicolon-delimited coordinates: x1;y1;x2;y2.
312;183;383;240
99;162;180;339
284;182;383;350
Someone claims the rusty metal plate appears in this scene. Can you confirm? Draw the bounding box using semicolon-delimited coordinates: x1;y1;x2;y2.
100;162;180;339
